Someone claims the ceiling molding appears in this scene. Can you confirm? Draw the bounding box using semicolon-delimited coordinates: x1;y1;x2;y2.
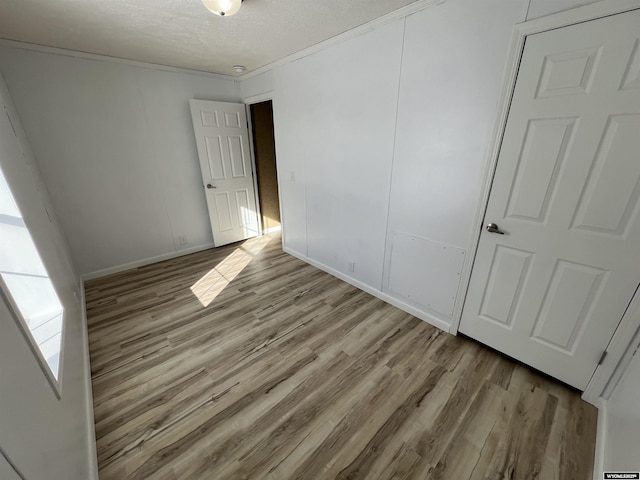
0;0;446;82
239;0;447;81
0;38;237;81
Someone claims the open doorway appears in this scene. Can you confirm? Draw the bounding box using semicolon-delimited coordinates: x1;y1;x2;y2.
249;100;281;234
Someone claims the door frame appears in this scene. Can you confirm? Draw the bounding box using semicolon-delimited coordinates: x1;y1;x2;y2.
245;101;265;237
452;0;640;403
243;92;285;240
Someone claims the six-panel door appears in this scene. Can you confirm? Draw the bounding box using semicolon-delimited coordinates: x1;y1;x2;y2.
190;99;259;247
460;9;640;389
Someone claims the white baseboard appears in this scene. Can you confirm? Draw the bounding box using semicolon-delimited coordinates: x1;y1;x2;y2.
82;243;215;281
283;247;451;333
78;241;212;476
593;397;607;480
263;225;282;235
79;282;99;480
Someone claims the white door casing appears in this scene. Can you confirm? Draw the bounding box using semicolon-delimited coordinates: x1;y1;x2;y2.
460;9;640;390
190;100;260;247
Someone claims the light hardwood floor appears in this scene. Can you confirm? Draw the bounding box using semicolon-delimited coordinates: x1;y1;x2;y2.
86;234;597;480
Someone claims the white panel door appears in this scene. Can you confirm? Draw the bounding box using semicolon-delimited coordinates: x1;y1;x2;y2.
460;9;640;390
0;450;21;480
190;99;259;246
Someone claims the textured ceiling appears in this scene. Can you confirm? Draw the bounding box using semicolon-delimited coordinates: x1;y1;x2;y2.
0;0;421;76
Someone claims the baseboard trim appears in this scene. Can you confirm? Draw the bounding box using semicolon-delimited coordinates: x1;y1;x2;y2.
263;225;282;235
82;243;215;281
593;397;607;480
79;282;99;480
283;246;451;333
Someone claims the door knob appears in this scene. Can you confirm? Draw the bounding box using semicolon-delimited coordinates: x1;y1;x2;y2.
206;183;216;189
486;223;505;234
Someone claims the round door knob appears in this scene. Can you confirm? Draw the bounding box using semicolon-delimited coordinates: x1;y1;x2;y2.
486;223;505;234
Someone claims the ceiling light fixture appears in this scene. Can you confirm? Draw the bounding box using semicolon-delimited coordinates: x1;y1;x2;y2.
233;65;247;73
201;0;242;16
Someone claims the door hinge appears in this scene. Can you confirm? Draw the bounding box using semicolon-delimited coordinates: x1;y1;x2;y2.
598;351;608;365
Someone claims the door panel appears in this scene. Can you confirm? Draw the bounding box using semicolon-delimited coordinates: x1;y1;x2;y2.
571;114;640;236
530;260;605;351
505;117;577;222
620;39;640;90
460;9;640;390
204;136;226;180
0;450;21;480
229;136;246;178
478;245;534;327
190;100;259;246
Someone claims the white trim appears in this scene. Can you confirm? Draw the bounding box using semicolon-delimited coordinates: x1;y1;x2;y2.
284;246;451;333
453;0;640;405
79;282;99;480
0;277;62;398
593;397;608;480
245;103;264;237
245;95;286;244
0;71;98;477
445;0;530;333
238;0;446;81
242;92;274;106
271;95;289;250
263;225;281;235
0;38;236;81
517;0;640;32
583;287;640;404
0;0;446;82
81;243;215;281
450;15;527;334
0;82;66;398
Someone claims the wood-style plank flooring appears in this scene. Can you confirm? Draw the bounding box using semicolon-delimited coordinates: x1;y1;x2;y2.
86;233;597;480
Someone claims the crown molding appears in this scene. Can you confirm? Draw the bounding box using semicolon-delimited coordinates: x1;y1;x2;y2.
239;0;446;81
0;38;237;81
0;0;446;81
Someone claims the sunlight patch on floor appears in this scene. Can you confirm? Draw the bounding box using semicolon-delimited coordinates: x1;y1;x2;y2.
191;235;272;307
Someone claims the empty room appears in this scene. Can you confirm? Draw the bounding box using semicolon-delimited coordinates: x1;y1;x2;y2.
1;0;639;479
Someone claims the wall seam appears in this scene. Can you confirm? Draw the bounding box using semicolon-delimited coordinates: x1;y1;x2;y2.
524;0;533;21
380;16;408;292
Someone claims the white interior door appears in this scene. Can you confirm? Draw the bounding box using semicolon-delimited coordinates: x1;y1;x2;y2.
190;99;260;247
0;450;21;480
460;9;640;390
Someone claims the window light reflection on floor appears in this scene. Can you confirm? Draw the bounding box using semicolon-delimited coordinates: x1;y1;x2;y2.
191;234;272;307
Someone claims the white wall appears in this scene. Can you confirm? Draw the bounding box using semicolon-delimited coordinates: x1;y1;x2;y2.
526;0;600;20
240;71;273;102
0;47;240;275
603;351;640;472
268;0;527;329
0;76;97;479
274;19;405;288
383;0;525;325
600;294;640;475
